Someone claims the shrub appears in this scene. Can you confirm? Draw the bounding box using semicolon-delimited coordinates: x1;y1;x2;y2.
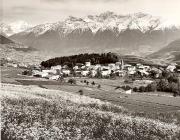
139;86;146;92
146;82;157;92
161;70;171;79
157;79;170;92
170;82;179;94
168;74;179;83
124;79;133;84
78;89;84;95
68;79;76;84
133;87;138;92
98;84;101;89
91;81;95;86
22;70;32;76
115;86;121;90
121;85;131;91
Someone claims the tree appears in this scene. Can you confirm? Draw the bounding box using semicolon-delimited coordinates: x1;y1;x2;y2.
133;87;138;92
161;70;171;79
98;84;101;89
168;74;178;83
68;79;76;84
146;82;157;92
91;81;95;86
22;70;32;76
139;86;146;92
96;69;102;78
157;79;170;92
78;89;84;95
149;70;158;79
170;82;179;94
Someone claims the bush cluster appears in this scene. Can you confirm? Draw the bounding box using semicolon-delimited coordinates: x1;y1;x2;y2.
133;79;180;96
133;82;157;92
68;79;76;84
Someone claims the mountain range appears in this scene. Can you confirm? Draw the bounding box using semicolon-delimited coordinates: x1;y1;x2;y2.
1;12;180;65
9;12;180;56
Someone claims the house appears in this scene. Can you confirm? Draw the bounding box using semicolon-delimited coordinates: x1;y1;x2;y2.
138;70;149;76
101;66;110;71
62;69;71;75
51;65;62;70
40;72;49;78
62;65;68;69
94;64;101;70
19;63;28;68
125;89;132;94
81;70;90;76
128;70;136;75
123;64;132;70
32;70;48;78
42;69;57;75
6;63;18;68
115;62;122;66
166;64;176;72
143;65;150;71
108;63;116;70
76;63;84;68
81;65;86;69
177;69;180;73
101;69;111;76
75;70;82;75
115;70;125;77
90;70;97;77
85;62;91;67
115;65;120;70
73;66;79;70
49;75;60;80
121;85;132;94
128;66;136;71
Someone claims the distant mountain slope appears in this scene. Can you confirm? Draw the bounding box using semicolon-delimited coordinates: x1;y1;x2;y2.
10;12;180;56
0;35;50;65
149;39;180;64
0;34;34;51
0;35;14;44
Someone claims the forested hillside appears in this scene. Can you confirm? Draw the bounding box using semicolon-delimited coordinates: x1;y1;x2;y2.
41;52;119;68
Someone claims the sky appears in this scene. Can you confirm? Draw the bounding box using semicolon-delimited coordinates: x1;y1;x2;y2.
1;0;180;25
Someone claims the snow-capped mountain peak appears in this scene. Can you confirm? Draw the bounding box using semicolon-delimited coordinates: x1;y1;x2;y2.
0;20;32;36
9;20;32;33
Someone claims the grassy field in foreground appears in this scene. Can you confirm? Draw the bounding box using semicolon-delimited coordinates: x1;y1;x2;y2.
1;84;180;140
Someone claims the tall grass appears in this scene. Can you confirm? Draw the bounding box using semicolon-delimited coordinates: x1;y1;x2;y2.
1;84;180;140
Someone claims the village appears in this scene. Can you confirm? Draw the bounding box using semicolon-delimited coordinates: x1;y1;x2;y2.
2;56;180;95
21;60;179;81
2;57;179;81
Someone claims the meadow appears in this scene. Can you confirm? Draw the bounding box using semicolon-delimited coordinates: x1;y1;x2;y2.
1;83;180;140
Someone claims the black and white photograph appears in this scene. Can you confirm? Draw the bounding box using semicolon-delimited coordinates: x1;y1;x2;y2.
1;0;180;139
